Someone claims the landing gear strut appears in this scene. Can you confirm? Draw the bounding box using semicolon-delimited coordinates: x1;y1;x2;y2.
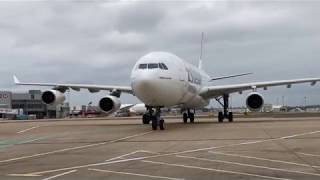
142;114;150;124
216;94;233;123
182;109;195;123
142;107;152;124
143;107;165;130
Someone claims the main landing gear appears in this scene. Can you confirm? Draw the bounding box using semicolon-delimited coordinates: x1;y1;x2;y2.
142;107;165;130
183;109;195;123
216;94;233;123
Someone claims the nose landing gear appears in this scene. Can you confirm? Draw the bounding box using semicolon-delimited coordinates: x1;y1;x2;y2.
143;107;165;130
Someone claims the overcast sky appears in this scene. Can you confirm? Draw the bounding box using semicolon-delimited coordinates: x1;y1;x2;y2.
1;0;320;108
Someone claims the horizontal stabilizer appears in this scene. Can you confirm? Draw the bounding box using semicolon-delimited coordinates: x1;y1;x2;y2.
210;73;253;81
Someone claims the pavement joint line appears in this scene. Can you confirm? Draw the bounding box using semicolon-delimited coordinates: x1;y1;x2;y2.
208;151;320;169
0;131;152;163
0;136;55;151
8;129;320;176
141;160;292;180
176;155;320;177
88;168;185;180
42;170;77;180
297;152;320;157
17;126;40;134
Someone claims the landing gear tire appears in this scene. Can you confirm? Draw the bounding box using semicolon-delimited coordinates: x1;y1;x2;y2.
151;116;157;130
189;113;194;123
218;112;224;123
183;113;188;123
159;119;165;130
142;114;150;124
228;112;233;122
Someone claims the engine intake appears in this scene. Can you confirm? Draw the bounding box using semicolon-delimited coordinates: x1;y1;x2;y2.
246;92;264;112
42;90;65;105
99;96;121;114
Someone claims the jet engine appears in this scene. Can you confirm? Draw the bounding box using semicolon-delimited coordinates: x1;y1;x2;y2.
246;92;264;112
42;90;66;105
99;95;121;114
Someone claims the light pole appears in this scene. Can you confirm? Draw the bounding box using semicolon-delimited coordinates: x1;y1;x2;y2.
304;96;307;111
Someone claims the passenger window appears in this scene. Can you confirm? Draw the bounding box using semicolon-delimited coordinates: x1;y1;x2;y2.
138;64;147;69
161;63;168;70
148;63;158;69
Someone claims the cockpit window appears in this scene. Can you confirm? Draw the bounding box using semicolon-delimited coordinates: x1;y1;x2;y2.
148;63;159;69
160;63;168;70
138;64;147;69
159;63;164;69
138;63;167;70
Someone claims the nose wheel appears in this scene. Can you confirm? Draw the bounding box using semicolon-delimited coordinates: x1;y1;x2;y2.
142;114;150;124
145;107;165;130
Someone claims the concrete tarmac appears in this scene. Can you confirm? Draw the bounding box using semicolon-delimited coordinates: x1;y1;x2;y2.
0;116;320;180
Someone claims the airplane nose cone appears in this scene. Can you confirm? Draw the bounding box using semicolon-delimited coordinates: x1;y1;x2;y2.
133;77;156;98
132;72;166;106
131;72;183;106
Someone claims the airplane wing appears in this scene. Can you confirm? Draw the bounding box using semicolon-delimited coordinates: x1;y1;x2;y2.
200;77;320;99
13;75;133;94
210;72;252;81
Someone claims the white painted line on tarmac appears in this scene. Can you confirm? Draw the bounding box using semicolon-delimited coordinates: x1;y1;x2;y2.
297;152;320;157
17;126;40;134
208;151;320;169
42;170;77;180
8;173;41;177
105;150;159;161
105;151;142;162
142;160;291;180
280;130;320;139
177;155;320;177
89;168;185;180
9;129;320;176
0;131;152;164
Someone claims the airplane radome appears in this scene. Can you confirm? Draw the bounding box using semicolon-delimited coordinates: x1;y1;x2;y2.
14;51;320;130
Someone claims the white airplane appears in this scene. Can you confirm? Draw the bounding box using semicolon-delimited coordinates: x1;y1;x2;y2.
129;103;147;115
116;103;147;116
13;52;320;130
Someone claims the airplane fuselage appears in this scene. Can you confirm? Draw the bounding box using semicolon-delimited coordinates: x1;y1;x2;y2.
131;52;210;108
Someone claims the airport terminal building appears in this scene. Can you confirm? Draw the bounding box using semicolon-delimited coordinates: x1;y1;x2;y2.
0;90;69;119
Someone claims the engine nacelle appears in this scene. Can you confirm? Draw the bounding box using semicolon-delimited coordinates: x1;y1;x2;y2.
246;92;264;112
99;96;121;114
42;90;66;105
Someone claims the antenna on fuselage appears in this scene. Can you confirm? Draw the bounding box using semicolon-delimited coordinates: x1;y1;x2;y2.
198;32;204;70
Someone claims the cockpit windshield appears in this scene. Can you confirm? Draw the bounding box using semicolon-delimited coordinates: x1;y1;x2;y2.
159;63;168;70
138;63;168;70
138;64;147;69
148;63;159;69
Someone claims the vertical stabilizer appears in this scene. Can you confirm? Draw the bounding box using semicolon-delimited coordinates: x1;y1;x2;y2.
198;32;204;70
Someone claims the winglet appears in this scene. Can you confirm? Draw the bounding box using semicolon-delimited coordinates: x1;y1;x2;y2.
13;75;20;84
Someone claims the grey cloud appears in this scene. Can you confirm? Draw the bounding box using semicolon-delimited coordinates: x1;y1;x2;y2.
114;3;165;33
